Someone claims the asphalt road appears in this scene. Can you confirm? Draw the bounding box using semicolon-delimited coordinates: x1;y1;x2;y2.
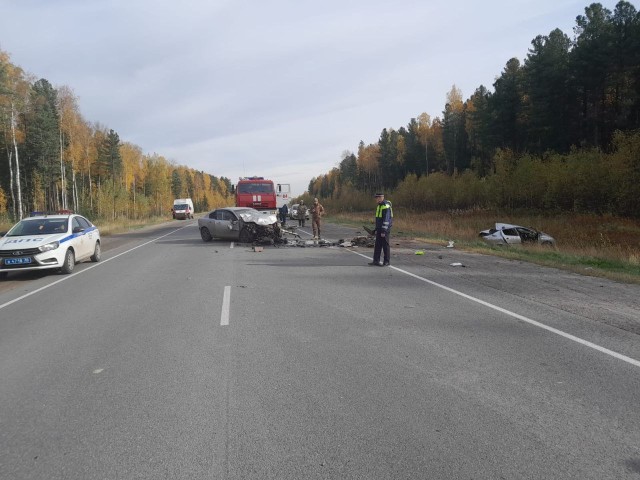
1;220;639;479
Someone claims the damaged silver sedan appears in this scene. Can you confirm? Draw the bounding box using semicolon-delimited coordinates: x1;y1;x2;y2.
479;223;556;246
198;207;282;244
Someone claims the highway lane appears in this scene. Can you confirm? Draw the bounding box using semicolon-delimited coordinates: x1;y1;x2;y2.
1;220;639;479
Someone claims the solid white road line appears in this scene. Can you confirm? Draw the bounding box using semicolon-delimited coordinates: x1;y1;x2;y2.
349;249;640;369
221;286;231;326
0;225;192;311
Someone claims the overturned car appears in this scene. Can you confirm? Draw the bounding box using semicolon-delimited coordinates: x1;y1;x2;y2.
198;207;283;244
479;223;556;246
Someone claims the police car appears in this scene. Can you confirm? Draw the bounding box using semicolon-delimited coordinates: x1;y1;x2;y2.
0;212;101;278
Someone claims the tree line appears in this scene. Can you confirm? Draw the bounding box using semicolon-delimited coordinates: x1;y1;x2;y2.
308;2;640;217
0;52;231;223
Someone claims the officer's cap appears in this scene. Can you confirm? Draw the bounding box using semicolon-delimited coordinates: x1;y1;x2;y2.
374;192;384;197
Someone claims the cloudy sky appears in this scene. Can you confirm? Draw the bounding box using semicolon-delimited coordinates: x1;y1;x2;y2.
0;0;621;195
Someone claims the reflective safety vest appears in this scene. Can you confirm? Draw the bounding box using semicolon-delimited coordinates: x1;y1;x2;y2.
375;200;393;232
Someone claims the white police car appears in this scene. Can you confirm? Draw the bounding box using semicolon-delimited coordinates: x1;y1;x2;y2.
0;212;101;278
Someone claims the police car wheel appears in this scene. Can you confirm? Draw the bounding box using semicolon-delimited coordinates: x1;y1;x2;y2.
0;272;7;280
91;242;101;262
61;249;75;274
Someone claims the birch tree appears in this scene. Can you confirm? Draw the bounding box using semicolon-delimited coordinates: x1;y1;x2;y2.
0;51;29;219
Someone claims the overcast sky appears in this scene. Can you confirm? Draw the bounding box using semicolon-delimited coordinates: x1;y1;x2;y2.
0;0;623;196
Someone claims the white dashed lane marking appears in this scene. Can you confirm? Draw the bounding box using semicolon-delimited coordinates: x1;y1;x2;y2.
220;286;231;326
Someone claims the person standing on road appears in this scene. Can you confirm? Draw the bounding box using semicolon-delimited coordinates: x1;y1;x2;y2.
297;200;307;227
310;198;325;239
369;192;393;266
279;204;288;226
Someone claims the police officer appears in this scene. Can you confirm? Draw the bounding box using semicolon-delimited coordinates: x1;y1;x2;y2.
369;192;393;266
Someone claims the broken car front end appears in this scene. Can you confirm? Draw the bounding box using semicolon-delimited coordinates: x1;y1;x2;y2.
237;211;283;244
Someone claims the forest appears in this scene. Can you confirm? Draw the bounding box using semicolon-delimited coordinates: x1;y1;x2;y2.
308;2;640;218
2;2;639;224
0;55;231;223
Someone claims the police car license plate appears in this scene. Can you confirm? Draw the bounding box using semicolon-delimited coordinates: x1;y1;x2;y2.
5;257;32;265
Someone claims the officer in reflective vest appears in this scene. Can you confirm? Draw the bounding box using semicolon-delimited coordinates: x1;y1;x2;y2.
369;192;393;266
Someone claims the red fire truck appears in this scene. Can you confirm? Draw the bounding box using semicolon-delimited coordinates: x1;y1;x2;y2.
234;177;291;215
234;177;276;214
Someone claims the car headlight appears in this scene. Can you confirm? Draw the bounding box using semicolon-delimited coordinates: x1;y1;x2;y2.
38;241;60;253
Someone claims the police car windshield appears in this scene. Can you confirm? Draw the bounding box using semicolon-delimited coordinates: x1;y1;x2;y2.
7;219;68;236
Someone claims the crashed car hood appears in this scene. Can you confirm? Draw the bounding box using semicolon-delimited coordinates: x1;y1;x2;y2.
0;233;68;249
238;211;278;226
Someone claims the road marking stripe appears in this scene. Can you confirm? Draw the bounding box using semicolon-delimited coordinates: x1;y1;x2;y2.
349;250;640;369
221;286;231;326
0;225;191;311
230;242;234;248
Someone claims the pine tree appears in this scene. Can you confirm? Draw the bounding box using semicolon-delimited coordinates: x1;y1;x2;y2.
24;78;60;210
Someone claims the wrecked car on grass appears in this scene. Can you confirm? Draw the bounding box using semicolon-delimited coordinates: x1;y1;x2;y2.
479;223;555;246
198;207;283;244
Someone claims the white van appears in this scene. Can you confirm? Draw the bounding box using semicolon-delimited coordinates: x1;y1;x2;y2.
173;198;194;220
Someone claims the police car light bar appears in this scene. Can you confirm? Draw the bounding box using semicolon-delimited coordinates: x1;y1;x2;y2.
29;210;74;217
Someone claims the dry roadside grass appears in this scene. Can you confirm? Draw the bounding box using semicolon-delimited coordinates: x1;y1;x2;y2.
331;209;640;284
0;216;170;236
92;216;171;235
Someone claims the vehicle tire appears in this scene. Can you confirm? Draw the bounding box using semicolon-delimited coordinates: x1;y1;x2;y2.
61;249;75;274
90;241;101;262
200;227;213;242
0;272;8;280
239;227;252;244
541;241;553;247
